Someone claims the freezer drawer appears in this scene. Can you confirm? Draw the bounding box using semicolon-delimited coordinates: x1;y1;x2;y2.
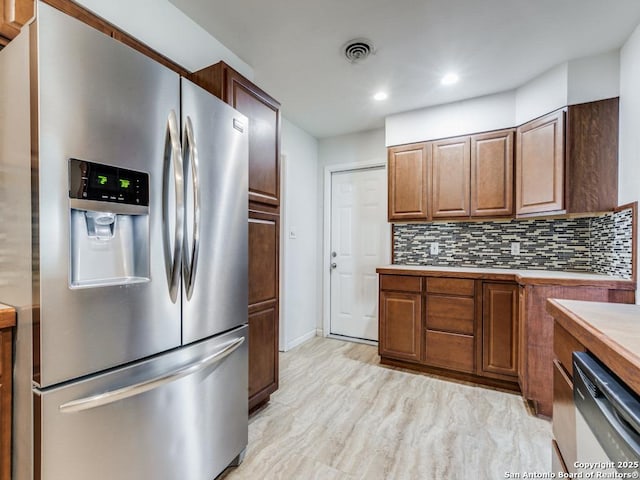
35;326;248;480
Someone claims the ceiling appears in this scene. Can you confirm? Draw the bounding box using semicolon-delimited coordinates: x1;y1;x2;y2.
169;0;640;138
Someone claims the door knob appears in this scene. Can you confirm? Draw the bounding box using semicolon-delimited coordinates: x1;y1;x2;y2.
331;263;337;269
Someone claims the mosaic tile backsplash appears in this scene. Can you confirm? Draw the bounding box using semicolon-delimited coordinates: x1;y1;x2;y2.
393;208;634;279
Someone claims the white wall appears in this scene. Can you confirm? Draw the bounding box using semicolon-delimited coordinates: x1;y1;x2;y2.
385;91;516;147
281;118;319;349
619;26;640;303
387;51;622;146
568;50;620;106
317;128;387;331
514;63;568;125
73;0;252;76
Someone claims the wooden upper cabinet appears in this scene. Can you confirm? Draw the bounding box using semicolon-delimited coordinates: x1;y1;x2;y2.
471;129;514;217
226;70;280;208
1;0;33;42
516;110;565;216
430;136;470;218
388;143;429;221
565;98;619;214
191;62;281;210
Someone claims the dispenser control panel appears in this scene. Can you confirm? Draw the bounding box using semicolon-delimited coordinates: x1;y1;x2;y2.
69;159;149;206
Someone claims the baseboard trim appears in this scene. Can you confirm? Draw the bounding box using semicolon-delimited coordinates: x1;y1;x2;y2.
286;330;316;350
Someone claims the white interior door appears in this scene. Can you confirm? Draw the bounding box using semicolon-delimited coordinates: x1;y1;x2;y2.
330;167;390;341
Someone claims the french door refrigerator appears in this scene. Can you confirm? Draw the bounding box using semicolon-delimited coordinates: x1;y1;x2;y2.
0;3;249;479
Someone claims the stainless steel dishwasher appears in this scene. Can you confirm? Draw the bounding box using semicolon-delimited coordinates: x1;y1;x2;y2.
573;352;640;476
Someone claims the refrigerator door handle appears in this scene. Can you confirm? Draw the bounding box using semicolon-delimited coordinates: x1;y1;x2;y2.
182;115;201;300
58;336;245;414
162;110;184;302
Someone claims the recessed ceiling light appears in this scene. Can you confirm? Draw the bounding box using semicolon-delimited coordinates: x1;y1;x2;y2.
373;91;388;101
441;73;459;85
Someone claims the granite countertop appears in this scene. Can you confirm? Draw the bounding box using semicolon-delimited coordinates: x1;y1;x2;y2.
375;265;635;288
0;303;16;329
547;299;640;395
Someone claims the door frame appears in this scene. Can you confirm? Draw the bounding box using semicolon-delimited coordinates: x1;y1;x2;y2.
322;161;389;342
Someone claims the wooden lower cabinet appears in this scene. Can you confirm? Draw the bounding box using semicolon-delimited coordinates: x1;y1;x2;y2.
379;289;423;363
378;274;519;388
0;325;13;480
248;211;280;410
550;319;587;474
248;304;278;406
424;330;474;373
519;285;634;417
481;283;519;380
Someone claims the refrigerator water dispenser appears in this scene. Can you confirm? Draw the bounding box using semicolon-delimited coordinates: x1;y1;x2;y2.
68;159;150;288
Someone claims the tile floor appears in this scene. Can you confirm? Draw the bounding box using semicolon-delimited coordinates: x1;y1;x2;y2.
221;337;552;479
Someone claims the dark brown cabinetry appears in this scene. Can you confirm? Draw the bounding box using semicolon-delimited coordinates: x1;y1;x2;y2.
431;137;470;218
471;129;514;217
424;278;475;372
387;143;429;221
191;62;281;411
515;110;565;215
481;283;519;380
519;284;634;417
516;98;619;217
378;274;520;389
388;128;514;221
0;327;11;480
550;320;586;474
0;307;15;480
379;276;423;362
565;98;619;214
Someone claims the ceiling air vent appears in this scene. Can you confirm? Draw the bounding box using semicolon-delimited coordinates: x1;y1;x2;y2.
343;39;374;64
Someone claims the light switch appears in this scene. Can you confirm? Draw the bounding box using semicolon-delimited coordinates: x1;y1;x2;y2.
289;227;297;240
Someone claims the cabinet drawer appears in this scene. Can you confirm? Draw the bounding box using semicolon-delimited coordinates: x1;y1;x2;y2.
553;360;576;472
426;296;474;335
380;275;422;293
425;330;474;373
426;278;474;296
553;322;585;379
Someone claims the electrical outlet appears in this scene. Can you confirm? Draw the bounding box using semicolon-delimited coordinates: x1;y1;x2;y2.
511;242;521;255
430;242;439;255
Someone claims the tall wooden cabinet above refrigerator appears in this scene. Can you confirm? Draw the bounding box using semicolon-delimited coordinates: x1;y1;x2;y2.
190;62;282;412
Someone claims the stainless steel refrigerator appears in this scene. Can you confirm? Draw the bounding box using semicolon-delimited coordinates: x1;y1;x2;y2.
0;3;249;479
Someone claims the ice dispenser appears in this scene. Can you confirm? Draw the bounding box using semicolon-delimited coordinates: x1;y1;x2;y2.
69;159;150;288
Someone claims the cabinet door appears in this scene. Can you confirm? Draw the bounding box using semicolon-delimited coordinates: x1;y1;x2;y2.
431;136;470;218
470;129;514;217
388;143;429;221
482;283;519;379
225;69;281;208
248;211;279;408
553;360;576;473
379;290;422;362
248;305;278;404
516;110;565;215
